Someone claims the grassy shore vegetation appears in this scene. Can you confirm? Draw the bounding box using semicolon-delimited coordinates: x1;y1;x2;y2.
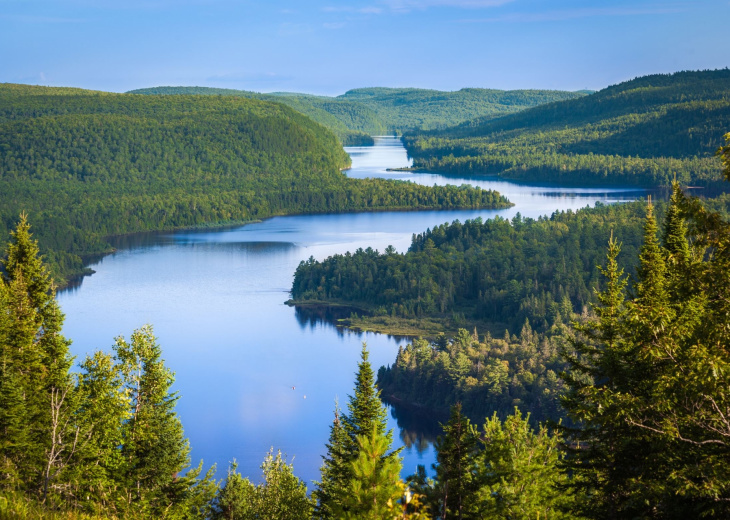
0;83;510;285
404;70;730;188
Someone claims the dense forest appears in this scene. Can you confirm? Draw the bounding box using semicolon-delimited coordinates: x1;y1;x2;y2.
4;140;730;516
128;86;586;145
291;201;649;335
404;69;730;187
0;83;510;284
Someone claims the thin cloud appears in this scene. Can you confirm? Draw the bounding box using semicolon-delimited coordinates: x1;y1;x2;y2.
0;14;87;23
382;0;514;12
322;6;383;14
462;6;686;23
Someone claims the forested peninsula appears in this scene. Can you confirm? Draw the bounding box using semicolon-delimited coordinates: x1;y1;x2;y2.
128;86;586;145
0;83;510;285
404;69;730;187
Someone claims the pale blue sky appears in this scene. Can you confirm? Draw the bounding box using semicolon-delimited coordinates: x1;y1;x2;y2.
1;0;727;94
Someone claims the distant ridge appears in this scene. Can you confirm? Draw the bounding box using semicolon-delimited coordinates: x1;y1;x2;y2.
404;69;730;188
128;85;586;145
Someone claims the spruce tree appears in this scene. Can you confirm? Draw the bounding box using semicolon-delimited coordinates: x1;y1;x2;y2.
313;404;350;519
563;181;730;516
0;215;75;501
343;427;402;520
321;344;405;518
477;410;570;520
344;344;390;442
114;325;191;514
433;403;479;520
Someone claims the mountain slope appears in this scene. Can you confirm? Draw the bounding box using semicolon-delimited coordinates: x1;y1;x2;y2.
0;84;510;284
128;85;586;143
404;70;730;188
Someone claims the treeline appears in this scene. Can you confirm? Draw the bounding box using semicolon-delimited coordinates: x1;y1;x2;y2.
404;69;730;187
292;201;648;334
0;83;509;284
129;85;586;142
378;324;568;426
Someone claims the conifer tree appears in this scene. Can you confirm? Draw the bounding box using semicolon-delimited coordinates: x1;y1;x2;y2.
114;325;191;514
343;427;402;520
313;404;350;519
563;179;730;516
477;410;570;520
211;451;311;520
344;344;390;443
432;403;479;520
560;230;654;518
321;344;406;518
0;215;75;501
73;351;131;512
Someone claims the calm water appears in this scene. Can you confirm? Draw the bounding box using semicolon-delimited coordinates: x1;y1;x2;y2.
57;136;645;487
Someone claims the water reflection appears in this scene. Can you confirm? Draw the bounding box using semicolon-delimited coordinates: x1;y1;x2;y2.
294;305;362;337
385;400;445;455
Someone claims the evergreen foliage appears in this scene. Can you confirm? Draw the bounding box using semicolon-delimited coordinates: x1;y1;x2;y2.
128;85;586;142
404;70;730;187
378;325;568;427
211;452;312;520
0;83;510;285
342;428;403;519
0;217;216;517
561;183;730;517
313;405;350;520
431;404;479;520
292;201;647;334
316;345;405;519
476;410;571;519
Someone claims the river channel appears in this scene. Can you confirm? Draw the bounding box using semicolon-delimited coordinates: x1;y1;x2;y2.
58;136;645;486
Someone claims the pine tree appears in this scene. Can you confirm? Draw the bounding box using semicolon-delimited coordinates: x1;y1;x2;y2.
0;215;75;501
432;403;479;520
344;344;390;442
477;409;570;520
313;403;350;519
343;427;402;520
114;325;191;514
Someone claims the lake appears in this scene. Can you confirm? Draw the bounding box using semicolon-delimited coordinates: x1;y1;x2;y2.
57;136;645;487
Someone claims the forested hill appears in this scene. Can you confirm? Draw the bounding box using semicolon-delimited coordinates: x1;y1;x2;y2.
291;201;649;336
405;69;730;187
337;87;586;132
127;85;586;144
0;83;511;284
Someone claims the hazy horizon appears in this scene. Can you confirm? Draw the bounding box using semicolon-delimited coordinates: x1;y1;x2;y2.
2;0;727;96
